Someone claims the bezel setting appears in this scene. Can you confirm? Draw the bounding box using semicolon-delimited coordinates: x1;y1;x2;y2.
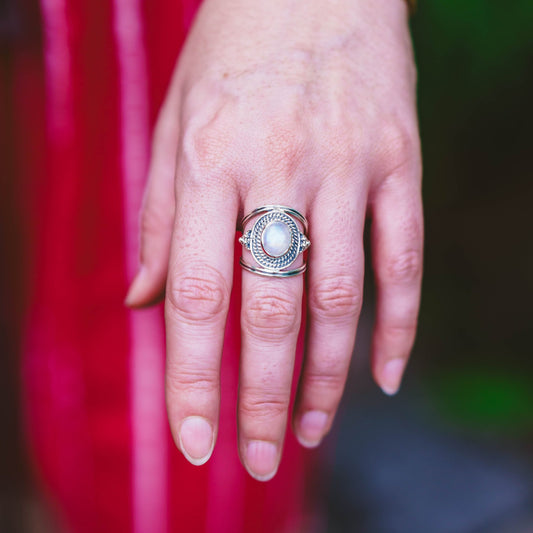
239;206;311;277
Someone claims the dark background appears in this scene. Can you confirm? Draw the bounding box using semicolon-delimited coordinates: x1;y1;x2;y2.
1;1;532;531
321;3;533;532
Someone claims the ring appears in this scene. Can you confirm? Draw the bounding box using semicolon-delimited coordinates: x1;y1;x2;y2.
239;205;311;278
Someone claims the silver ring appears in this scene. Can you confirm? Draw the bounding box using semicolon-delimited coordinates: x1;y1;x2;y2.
238;205;310;278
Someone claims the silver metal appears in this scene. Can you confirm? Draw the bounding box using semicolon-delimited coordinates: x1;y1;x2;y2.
239;205;310;278
239;258;307;278
241;205;309;233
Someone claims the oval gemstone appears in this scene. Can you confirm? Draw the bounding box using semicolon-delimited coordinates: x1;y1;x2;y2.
261;221;292;257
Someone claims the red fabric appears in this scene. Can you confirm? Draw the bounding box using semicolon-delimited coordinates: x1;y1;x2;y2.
9;1;317;532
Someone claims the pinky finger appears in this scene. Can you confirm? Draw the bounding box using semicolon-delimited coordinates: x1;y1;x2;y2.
371;175;423;395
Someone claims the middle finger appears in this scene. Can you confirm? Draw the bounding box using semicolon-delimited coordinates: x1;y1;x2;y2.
238;196;306;481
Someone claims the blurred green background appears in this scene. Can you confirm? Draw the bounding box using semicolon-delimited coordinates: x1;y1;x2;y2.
411;0;533;435
323;3;533;532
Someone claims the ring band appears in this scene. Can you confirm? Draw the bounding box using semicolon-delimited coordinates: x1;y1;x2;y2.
239;205;310;278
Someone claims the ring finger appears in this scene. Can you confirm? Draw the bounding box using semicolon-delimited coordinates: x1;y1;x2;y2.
293;182;367;447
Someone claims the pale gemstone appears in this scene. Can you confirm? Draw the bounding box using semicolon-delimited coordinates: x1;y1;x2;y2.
261;221;292;257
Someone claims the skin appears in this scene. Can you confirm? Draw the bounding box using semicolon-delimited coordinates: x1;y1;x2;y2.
126;0;423;481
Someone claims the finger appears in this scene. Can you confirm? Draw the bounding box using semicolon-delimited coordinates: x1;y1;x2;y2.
238;197;306;481
165;161;238;466
126;93;180;307
292;186;366;448
371;174;423;395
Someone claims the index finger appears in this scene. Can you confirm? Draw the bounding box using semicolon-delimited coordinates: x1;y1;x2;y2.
165;161;238;466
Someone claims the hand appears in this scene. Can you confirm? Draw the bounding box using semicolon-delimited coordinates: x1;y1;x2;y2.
126;0;423;481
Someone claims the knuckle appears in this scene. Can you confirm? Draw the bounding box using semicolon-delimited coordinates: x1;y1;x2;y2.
309;276;362;322
321;118;363;161
382;323;417;344
262;126;306;177
323;136;357;173
166;363;219;397
140;201;171;238
167;265;229;323
385;249;423;285
183;123;219;162
379;121;419;178
304;367;346;393
180;119;233;186
242;291;300;342
384;122;416;161
239;390;289;422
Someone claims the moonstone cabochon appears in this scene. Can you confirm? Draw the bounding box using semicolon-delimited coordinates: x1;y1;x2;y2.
261;221;292;258
249;211;301;271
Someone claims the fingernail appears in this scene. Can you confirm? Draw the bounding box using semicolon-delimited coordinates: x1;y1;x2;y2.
245;440;278;481
381;359;406;396
179;416;214;466
124;267;147;307
297;410;329;448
